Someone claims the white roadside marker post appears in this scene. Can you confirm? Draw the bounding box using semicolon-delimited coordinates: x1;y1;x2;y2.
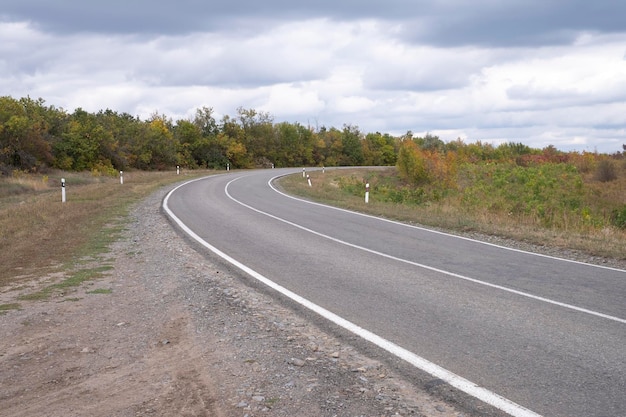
365;182;370;203
177;165;180;175
227;163;230;171
307;174;312;187
61;178;66;203
302;167;306;178
120;171;124;185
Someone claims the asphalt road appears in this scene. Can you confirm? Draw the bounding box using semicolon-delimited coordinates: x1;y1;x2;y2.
164;168;626;417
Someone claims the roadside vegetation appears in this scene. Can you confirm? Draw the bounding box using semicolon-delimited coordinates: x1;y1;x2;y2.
279;145;626;260
0;169;212;292
0;303;21;314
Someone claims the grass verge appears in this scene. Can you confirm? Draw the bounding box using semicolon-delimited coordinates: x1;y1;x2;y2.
0;303;21;314
1;169;216;291
17;266;113;301
278;167;626;261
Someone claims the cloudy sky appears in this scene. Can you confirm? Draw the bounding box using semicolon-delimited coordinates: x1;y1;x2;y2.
2;1;625;153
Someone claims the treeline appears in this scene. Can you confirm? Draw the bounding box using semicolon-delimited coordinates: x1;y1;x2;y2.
1;96;624;177
0;96;397;175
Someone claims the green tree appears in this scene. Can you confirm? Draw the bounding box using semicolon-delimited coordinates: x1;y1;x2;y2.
236;107;275;166
220;115;252;168
143;114;179;169
495;142;533;162
225;135;249;169
94;109;146;170
396;140;429;185
339;124;364;166
316;127;343;166
273;122;316;167
414;133;444;152
173;119;202;168
363;132;397;166
193;106;219;137
53;108;113;171
0;96;54;172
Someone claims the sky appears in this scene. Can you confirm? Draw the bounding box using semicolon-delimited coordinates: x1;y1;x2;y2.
1;1;625;153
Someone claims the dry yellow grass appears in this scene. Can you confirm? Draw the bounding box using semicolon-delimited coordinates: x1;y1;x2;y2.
0;169;215;287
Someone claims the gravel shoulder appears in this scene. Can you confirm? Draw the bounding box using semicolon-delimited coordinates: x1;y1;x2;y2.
2;184;622;416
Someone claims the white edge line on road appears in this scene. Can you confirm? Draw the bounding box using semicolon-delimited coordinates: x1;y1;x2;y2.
163;176;543;417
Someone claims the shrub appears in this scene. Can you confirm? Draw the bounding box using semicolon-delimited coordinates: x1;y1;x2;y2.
396;140;457;188
595;160;617;182
610;206;626;229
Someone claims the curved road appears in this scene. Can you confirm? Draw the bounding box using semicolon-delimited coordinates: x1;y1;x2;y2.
164;168;626;417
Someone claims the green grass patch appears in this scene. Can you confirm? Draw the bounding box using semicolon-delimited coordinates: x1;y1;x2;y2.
53;266;113;289
17;288;54;301
18;265;113;301
78;225;126;259
0;303;21;314
87;288;112;294
265;398;280;407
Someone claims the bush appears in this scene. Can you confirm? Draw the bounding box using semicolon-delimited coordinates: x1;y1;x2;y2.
383;186;427;205
610;206;626;229
595;160;617;182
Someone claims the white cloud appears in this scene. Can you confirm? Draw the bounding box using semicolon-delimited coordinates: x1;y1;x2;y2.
331;95;377;114
260;83;326;116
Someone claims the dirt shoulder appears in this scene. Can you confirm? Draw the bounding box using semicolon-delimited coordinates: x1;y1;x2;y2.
1;185;504;417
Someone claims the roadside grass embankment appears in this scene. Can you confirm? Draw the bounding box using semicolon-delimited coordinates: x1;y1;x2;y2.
0;169;214;299
278;166;626;261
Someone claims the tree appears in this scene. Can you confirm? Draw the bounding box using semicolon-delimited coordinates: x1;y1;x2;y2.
225;136;250;169
53;108;113;171
363;132;397;166
91;109;133;170
273;122;316;167
144;114;178;169
193;106;218;137
219;115;252;168
414;133;444;152
496;142;532;161
397;140;429;185
173;119;202;168
0;96;54;172
339;124;364;166
236;107;275;166
315;127;343;166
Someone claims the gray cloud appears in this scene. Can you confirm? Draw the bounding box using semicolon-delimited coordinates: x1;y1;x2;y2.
397;0;626;47
3;0;625;47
